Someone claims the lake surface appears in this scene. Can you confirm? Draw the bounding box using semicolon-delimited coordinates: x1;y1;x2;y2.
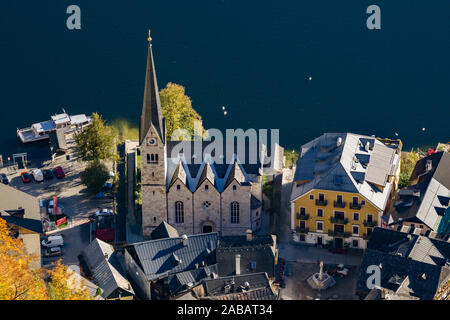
1;0;449;160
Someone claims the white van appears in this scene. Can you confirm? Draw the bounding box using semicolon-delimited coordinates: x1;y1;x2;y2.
41;235;64;248
31;169;44;182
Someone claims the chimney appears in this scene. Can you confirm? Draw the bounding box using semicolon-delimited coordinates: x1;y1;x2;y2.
235;254;241;275
365;142;370;152
246;229;253;241
337;137;342;147
181;234;188;246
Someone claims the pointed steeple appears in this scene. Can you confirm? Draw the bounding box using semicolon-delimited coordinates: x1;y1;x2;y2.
140;30;165;144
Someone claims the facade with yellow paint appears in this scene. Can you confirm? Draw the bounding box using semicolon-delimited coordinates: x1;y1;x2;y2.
290;133;401;249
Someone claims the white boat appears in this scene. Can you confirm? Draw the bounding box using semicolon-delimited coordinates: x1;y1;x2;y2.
17;110;92;143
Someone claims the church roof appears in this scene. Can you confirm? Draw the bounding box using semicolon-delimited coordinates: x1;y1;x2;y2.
140;41;164;145
150;221;180;240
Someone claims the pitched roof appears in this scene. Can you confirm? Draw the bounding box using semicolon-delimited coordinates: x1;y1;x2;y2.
201;272;276;300
150;221;180;240
139;42;164;144
291;133;400;211
216;235;276;277
389;152;450;230
125;232;218;281
167;264;218;296
0;184;42;233
357;228;450;300
81;239;134;298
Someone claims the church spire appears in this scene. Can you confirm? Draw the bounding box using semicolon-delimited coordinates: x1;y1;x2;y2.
140;29;165;144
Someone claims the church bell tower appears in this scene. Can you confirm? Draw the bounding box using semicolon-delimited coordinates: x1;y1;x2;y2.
139;30;167;238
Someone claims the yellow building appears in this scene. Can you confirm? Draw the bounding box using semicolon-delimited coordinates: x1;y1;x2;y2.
290;133;401;249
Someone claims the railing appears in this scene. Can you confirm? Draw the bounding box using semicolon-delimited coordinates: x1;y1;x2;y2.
328;230;351;238
363;220;377;227
296;227;309;234
297;213;310;220
333;201;346;208
330;217;349;224
349;202;362;210
315;199;328;206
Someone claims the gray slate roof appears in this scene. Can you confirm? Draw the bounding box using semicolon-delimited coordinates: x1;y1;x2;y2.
357;228;450;300
291;133;400;211
139;43;164;144
125;232;219;281
201;272;276;300
150;221;179;240
82;239;134;298
168;264;218;296
217;235;276;277
389;152;450;230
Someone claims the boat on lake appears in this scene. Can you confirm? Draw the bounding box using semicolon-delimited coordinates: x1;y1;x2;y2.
17;110;92;143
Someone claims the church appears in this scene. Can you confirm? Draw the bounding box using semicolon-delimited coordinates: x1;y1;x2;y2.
139;34;283;238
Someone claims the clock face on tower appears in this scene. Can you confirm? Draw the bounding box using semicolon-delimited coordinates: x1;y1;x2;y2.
147;137;157;146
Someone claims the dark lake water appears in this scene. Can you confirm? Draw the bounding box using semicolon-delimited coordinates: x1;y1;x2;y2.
1;1;449;160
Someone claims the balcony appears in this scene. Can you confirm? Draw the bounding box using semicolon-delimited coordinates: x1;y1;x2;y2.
328;230;351;238
330;217;349;224
297;213;310;220
363;220;377;227
349;202;362;210
315;199;328;206
333;201;346;208
296;227;309;234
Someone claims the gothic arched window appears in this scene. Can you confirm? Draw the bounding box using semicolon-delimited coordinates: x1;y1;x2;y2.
147;154;150;163
175;201;184;223
230;201;240;224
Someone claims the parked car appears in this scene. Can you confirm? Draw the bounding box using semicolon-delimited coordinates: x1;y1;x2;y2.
20;171;31;183
41;235;64;248
0;173;9;184
53;166;65;179
336;264;349;277
43;169;54;180
43;247;62;257
47;200;64;215
90;208;113;220
31;169;44;182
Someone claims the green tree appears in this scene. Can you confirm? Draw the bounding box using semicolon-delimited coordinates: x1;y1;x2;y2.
159;83;205;140
110;118;139;143
74;113;118;162
399;151;421;188
284;149;299;168
81;162;110;194
47;261;92;300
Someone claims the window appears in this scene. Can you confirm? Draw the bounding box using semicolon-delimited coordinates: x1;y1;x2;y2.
147;154;150;163
352;225;359;235
334;211;345;220
205;184;209;190
353;213;359;221
153;217;157;223
310;194;314;200
319;193;325;201
177;184;181;190
299;234;306;242
361;200;366;206
337;195;343;203
352;197;358;206
233;185;237;190
317;237;323;245
367;214;373;223
317;221;323;231
231;202;240;224
175;201;184;223
251;261;256;270
367;227;373;236
317;209;323;217
352;240;359;248
300;207;306;215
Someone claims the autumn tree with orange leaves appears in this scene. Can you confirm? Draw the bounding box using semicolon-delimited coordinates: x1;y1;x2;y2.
0;219;91;300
